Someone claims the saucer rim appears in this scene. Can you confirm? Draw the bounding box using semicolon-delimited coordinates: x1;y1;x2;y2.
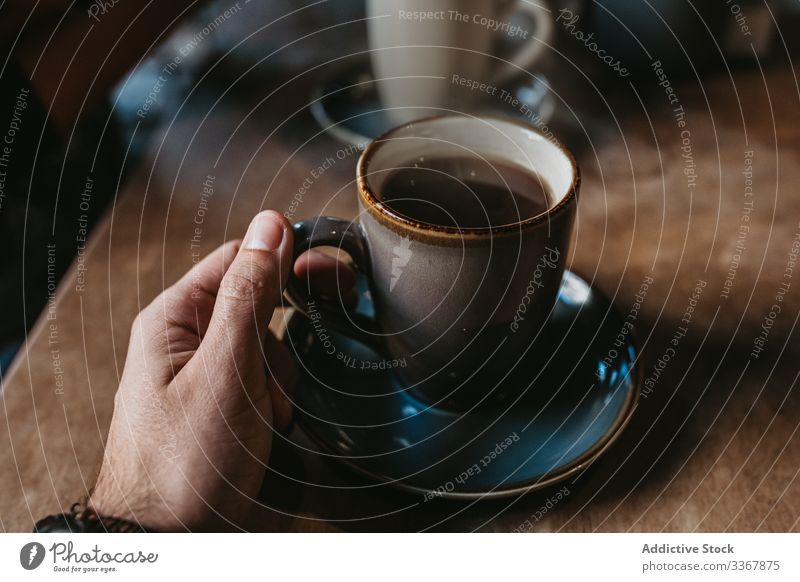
288;270;642;500
309;54;555;149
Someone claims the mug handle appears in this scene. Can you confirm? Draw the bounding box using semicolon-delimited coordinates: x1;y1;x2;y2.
490;0;554;86
285;217;385;352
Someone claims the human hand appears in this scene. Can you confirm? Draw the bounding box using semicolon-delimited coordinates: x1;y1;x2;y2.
89;210;354;531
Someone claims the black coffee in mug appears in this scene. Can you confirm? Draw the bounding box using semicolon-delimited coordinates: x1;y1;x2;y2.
380;156;552;228
287;116;578;411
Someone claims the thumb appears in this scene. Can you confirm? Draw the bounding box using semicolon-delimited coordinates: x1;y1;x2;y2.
204;210;293;350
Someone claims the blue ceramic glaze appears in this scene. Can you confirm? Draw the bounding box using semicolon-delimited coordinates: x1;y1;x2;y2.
285;271;639;499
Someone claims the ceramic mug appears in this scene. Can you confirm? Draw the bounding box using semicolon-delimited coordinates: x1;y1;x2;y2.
286;115;578;410
367;0;554;124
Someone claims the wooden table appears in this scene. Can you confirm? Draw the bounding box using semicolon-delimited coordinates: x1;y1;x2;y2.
1;55;799;532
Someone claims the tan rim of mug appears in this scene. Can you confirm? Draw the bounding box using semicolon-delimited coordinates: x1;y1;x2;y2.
356;114;580;242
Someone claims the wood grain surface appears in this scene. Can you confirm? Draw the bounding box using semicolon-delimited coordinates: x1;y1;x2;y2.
1;59;798;532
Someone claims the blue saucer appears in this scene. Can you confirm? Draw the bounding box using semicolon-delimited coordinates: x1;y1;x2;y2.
284;271;640;499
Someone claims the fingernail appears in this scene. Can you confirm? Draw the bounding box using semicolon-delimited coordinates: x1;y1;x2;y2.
243;212;285;251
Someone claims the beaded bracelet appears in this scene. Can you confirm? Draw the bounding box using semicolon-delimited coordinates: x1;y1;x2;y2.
33;503;150;533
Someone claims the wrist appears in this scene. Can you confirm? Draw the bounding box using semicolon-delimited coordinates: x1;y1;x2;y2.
88;471;156;531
